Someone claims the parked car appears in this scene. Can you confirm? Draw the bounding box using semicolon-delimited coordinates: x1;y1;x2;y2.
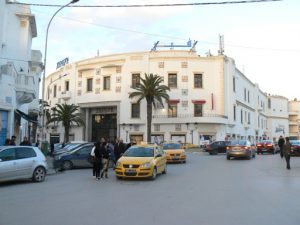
256;140;277;154
0;146;48;183
53;141;89;156
53;143;95;170
163;142;186;163
290;140;300;156
114;143;167;180
226;140;256;160
205;141;231;155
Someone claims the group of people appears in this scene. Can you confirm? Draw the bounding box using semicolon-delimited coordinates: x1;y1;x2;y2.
278;136;292;170
90;137;134;180
4;136;33;146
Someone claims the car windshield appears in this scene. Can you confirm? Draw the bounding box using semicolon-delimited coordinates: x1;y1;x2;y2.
123;146;154;157
230;140;248;146
290;140;300;146
62;143;83;151
163;143;181;150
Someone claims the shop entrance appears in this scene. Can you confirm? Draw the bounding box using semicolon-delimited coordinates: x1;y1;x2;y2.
92;114;117;142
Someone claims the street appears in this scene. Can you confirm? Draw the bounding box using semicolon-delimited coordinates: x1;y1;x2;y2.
1;152;300;225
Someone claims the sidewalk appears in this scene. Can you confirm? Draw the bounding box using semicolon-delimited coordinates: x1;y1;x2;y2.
46;156;58;175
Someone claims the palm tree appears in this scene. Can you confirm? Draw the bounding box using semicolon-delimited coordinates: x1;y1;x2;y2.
129;73;170;142
47;103;85;143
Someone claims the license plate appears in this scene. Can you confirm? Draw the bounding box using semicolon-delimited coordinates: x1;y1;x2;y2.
125;169;136;173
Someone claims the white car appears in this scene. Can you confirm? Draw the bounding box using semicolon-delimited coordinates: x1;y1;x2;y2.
0;146;48;183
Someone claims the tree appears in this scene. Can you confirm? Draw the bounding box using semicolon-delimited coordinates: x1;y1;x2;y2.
47;103;85;143
129;73;170;142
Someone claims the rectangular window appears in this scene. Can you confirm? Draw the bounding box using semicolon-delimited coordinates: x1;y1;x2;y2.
103;76;110;90
194;104;203;117
248;112;251;124
168;104;177;117
233;77;236;92
244;88;247;101
53;85;57;98
241;109;243;124
233;105;236;121
132;73;140;88
65;81;69;91
194;74;203;88
87;78;93;92
268;98;271;109
131;103;140;118
168;73;177;88
248;91;250;103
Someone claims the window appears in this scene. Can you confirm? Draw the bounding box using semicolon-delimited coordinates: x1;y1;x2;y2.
194;74;203;88
248;91;250;103
268;98;271;109
16;148;36;159
131;103;140;118
194;104;203;117
168;104;177;117
103;76;110;90
168;73;177;88
132;73;140;88
241;109;243;123
87;78;93;92
244;88;247;101
233;77;236;92
53;85;57;98
65;81;69;91
248;112;251;125
0;148;15;161
233;105;236;121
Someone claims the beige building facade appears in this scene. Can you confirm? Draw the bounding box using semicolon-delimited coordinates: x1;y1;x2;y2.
44;50;290;145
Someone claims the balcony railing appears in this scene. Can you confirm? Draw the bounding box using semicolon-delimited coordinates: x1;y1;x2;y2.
152;113;228;119
15;74;36;104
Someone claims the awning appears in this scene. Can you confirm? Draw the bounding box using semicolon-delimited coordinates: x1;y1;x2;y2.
192;100;206;104
15;109;38;124
167;99;180;104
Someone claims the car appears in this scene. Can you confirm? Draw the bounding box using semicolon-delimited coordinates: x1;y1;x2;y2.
162;142;186;163
226;140;256;160
53;141;89;156
205;141;231;155
0;146;48;183
53;143;95;170
256;140;277;154
182;143;199;149
114;143;167;180
290;140;300;156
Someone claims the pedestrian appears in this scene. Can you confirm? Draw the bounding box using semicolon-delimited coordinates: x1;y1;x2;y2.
278;135;285;158
283;137;292;170
101;139;110;178
94;139;103;180
4;138;11;145
90;142;96;177
50;142;55;156
9;135;16;145
20;137;31;146
114;138;125;162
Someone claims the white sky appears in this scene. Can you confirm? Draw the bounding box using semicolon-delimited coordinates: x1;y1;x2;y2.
23;0;300;100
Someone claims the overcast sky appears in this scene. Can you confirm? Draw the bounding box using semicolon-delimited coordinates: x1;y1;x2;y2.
22;0;300;100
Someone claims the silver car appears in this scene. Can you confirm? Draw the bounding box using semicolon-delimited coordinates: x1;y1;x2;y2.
0;146;48;183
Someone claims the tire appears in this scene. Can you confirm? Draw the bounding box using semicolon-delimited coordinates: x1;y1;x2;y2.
32;167;46;182
227;156;230;160
62;160;73;170
151;167;157;180
162;165;167;174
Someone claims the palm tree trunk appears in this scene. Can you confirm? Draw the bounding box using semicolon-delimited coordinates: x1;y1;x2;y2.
147;101;152;142
64;126;69;143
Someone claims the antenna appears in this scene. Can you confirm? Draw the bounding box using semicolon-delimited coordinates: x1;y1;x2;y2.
218;34;224;55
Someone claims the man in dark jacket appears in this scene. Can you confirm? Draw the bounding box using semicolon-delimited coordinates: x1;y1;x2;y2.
20;137;31;146
278;136;285;158
283;137;292;170
114;138;125;162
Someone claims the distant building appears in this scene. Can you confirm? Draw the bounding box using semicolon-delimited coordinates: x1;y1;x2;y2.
44;50;290;144
0;1;42;145
288;99;300;140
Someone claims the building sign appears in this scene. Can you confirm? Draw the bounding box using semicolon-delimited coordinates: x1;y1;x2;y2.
56;57;69;69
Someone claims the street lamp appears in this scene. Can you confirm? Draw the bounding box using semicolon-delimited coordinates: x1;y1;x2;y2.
40;0;80;141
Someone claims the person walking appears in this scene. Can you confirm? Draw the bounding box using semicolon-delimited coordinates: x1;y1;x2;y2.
94;140;103;180
101;139;110;178
278;135;285;158
114;138;125;162
20;137;31;146
283;137;292;170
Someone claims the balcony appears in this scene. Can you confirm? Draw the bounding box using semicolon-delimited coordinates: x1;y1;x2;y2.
289;111;299;116
289;121;298;126
15;74;36;104
152;113;228;125
60;91;72;100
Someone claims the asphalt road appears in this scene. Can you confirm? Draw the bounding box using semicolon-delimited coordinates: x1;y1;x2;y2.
1;152;300;225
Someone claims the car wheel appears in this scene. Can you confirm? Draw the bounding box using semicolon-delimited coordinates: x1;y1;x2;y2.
62;161;73;170
162;165;167;174
151;167;157;180
227;156;230;160
32;166;46;182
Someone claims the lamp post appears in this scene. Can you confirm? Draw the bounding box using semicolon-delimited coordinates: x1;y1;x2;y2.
40;0;79;142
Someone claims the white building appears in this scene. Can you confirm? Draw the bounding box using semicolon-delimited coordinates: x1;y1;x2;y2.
44;50;289;145
0;1;42;145
288;99;300;140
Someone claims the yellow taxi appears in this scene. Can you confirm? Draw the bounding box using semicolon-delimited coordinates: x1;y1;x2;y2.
163;142;186;163
182;142;199;149
114;143;167;180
